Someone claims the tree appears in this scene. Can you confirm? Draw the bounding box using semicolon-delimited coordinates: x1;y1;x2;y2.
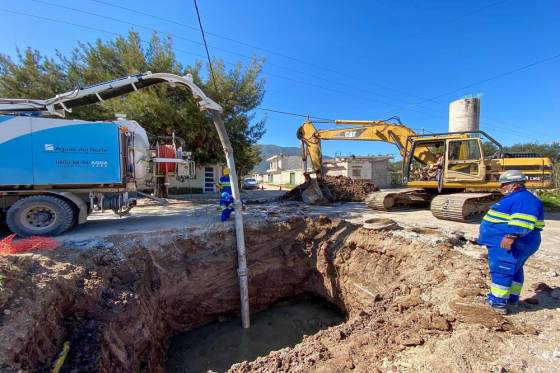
0;31;266;176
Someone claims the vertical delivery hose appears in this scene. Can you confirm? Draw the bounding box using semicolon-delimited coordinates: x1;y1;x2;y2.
209;111;250;329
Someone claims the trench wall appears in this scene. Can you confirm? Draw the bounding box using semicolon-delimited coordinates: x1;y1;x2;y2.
0;215;460;372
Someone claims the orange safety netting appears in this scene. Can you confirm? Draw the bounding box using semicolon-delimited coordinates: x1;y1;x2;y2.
0;234;60;255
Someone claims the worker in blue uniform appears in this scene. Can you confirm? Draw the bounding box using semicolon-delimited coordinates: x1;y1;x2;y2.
216;168;234;221
219;191;234;221
478;170;545;314
216;168;232;195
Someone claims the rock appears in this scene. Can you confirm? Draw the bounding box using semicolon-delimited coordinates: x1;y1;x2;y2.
525;297;539;305
429;316;451;331
532;282;552;293
550;289;560;299
457;287;482;298
545;271;558;278
396;335;424;346
396;295;423;310
432;271;446;284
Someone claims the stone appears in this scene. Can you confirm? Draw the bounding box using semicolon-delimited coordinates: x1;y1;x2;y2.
396;335;424;346
550;289;560;300
429;316;451;331
532;282;552;293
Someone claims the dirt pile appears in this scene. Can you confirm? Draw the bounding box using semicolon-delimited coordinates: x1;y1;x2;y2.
282;175;380;202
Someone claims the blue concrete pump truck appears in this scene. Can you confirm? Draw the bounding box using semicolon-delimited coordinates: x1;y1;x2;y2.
0;72;225;237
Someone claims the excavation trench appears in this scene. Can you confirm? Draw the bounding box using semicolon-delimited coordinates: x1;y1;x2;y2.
0;215;492;372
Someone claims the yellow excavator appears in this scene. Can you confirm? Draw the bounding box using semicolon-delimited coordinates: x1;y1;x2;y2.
297;118;554;221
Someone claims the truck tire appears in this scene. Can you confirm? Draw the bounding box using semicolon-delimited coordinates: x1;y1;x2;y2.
6;195;75;237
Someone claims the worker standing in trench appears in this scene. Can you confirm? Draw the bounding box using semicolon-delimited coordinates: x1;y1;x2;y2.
478;170;545;314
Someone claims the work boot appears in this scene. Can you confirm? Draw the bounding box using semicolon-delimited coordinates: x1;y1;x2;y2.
485;299;508;315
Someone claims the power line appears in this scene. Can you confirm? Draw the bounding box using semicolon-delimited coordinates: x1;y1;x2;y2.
410;0;508;38
26;0;420;108
80;0;557;139
0;8;338;126
1;6;552;140
89;0;315;67
0;7;389;109
81;0;557;140
192;0;219;95
85;0;434;101
255;107;333;121
25;0;550;133
411;52;560;106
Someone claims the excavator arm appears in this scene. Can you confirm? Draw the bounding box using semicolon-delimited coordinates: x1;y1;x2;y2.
297;119;436;179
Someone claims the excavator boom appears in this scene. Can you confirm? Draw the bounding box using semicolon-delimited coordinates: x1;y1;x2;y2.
297;119;436;178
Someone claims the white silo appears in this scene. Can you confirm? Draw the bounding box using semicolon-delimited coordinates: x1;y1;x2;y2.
449;97;480;132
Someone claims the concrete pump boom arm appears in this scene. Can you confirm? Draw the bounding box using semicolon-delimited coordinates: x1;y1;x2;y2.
0;72;252;329
297;119;436;178
0;72;222;115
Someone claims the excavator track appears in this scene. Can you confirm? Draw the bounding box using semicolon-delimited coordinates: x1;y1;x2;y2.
366;188;433;210
430;192;499;222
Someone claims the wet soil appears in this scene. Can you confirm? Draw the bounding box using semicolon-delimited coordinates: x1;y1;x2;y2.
167;297;344;373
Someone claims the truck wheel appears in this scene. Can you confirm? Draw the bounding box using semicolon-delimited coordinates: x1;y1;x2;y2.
6;195;74;237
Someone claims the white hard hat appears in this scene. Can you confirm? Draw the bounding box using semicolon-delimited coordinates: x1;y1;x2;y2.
499;170;526;185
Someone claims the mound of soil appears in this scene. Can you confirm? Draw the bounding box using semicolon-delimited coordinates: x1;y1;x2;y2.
282;175;380;202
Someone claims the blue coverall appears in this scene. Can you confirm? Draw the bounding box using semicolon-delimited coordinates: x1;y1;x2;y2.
478;188;545;308
219;192;234;221
218;175;232;195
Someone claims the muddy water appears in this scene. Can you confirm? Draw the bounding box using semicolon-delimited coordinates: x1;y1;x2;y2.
166;298;344;373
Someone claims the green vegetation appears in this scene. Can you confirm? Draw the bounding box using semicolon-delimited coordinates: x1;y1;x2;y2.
0;31;266;176
536;190;560;209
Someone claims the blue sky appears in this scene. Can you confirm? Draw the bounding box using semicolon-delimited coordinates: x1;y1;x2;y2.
0;0;558;158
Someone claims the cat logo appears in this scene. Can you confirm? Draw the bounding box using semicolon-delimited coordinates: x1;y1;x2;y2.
344;131;357;138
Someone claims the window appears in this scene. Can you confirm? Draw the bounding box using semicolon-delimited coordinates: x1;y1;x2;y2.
448;140;481;161
204;167;215;192
352;166;362;178
407;141;445;182
447;140;482;176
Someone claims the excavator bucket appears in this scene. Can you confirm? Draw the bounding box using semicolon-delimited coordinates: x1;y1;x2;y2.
301;179;325;204
300;176;333;205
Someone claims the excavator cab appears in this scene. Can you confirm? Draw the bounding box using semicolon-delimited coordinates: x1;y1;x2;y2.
405;133;495;189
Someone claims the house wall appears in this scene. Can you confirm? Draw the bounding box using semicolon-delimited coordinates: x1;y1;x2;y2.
263;170;306;185
325;158;390;187
168;164;224;193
